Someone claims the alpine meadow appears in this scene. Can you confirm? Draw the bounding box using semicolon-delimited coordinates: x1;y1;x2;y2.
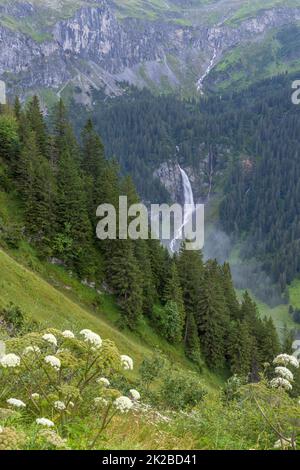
0;0;300;455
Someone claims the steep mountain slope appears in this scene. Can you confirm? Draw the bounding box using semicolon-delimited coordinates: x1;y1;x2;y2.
0;246;202;377
1;0;300;102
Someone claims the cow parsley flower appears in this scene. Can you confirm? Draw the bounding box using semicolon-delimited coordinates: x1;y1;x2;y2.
96;377;110;387
36;418;55;427
273;354;299;369
42;334;57;347
121;355;134;371
129;389;140;401
80;329;102;348
54;401;66;411
7;398;26;408
0;426;2;434
31;393;40;400
62;330;75;339
94;397;108;406
275;367;294;382
0;353;20;368
270;377;292;391
114;396;133;413
44;355;61;371
23;346;40;355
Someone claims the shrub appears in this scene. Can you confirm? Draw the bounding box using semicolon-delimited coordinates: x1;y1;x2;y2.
159;368;207;410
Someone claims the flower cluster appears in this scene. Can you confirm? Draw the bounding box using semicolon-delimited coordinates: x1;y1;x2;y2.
274;367;294;382
0;353;20;368
54;401;66;411
129;389;140;401
94;397;108;406
270;377;292;391
42;334;57;347
114;396;133;413
36;418;55;427
273;354;299;369
7;398;26;409
121;355;133;371
97;377;110;387
38;429;68;449
44;355;61;371
0;427;26;450
270;354;299;391
80;329;102;348
62;330;75;339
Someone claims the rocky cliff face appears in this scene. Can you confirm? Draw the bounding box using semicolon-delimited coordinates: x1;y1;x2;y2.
0;1;300;101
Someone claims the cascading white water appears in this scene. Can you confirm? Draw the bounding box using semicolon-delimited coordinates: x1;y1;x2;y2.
170;166;195;253
196;47;217;93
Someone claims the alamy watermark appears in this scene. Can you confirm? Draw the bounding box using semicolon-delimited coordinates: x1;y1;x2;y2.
291;80;300;105
96;196;204;251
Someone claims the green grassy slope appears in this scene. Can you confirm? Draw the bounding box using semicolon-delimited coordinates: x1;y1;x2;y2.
209;23;300;92
0;246;222;388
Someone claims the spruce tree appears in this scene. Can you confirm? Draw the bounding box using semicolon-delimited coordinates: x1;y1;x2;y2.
227;320;252;376
177;246;204;362
108;240;143;328
163;261;185;337
26;96;48;158
184;312;202;366
196;260;228;369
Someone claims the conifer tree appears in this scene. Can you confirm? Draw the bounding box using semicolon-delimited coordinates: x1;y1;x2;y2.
134;239;156;316
177;247;204;362
184;312;202;366
221;263;241;320
227;320;252;376
108;240;143;328
196;260;228;369
15;127;56;253
163;261;185;337
81;119;106;219
26;96;48;158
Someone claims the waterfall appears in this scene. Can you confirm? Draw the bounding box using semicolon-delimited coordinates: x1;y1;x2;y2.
170;166;195;253
196;47;217;93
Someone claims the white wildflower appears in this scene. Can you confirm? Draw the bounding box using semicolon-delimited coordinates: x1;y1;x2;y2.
62;330;75;339
80;329;102;348
7;398;26;408
273;354;299;368
114;396;133;413
23;346;40;355
96;377;110;387
42;333;57;347
121;355;133;371
0;353;20;368
44;355;61;371
275;367;294;382
0;426;3;433
94;397;108;406
270;377;292;391
69;401;75;408
31;393;40;400
274;438;293;450
54;401;66;411
36;418;55;427
129;389;140;401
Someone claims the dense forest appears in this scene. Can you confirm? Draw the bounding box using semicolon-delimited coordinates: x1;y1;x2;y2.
0;96;282;377
69;73;300;292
